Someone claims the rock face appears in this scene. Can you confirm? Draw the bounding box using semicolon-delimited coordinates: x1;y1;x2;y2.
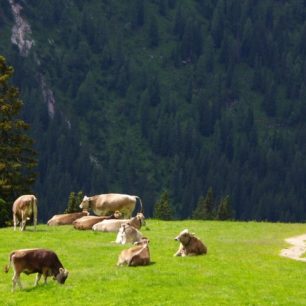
9;0;56;118
9;0;35;57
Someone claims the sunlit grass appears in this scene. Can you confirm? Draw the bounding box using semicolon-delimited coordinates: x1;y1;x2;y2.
1;220;306;305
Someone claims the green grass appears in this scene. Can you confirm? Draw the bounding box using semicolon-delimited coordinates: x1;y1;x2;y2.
1;220;306;306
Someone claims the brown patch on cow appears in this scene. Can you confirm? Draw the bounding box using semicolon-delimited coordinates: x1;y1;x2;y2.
117;238;150;266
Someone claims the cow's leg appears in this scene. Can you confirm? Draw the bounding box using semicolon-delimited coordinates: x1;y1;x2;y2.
12;271;22;291
33;199;37;231
21;219;26;231
13;214;17;231
20;211;25;231
43;274;48;284
174;245;184;257
34;273;42;286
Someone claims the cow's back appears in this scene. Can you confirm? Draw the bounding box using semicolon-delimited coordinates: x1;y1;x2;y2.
93;194;136;216
12;195;35;219
189;237;207;255
11;249;62;273
129;246;150;266
93;219;128;232
73;216;106;230
48;211;88;226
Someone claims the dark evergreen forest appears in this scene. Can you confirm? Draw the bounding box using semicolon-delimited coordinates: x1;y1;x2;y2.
1;0;306;222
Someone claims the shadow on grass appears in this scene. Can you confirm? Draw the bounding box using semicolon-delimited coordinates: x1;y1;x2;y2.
129;261;156;267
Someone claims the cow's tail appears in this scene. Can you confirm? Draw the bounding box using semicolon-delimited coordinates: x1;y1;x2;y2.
4;252;13;273
135;196;144;214
32;195;38;230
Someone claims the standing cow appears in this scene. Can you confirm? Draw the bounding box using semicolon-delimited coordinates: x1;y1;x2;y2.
79;193;143;218
12;195;38;231
4;248;69;291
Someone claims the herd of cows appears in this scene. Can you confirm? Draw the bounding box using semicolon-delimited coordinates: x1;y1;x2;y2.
5;193;208;291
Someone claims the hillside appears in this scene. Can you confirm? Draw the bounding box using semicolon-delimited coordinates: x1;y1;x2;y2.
1;220;306;305
1;1;306;221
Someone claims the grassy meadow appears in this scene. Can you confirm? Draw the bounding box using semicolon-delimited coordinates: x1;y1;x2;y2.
1;220;306;306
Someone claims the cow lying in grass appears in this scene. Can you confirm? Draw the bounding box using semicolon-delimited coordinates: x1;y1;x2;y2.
92;212;145;232
115;223;144;244
174;229;207;256
47;211;89;226
117;238;150;266
73;211;122;230
4;248;68;291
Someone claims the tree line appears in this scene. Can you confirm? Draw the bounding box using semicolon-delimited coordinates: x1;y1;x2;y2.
1;0;306;222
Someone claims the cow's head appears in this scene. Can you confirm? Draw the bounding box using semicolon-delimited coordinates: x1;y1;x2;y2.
79;196;90;210
114;210;122;219
56;268;69;284
136;213;146;226
134;238;150;246
175;229;193;245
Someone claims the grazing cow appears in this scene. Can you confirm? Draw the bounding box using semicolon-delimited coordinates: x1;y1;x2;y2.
12;195;38;231
4;248;68;291
117;238;150;266
79;193;143;218
174;229;207;257
73;211;122;230
47;211;89;226
115;223;144;244
92;213;145;232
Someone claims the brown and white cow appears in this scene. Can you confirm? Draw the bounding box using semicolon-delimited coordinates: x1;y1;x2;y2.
79;193;143;218
4;248;68;291
92;212;145;232
12;195;38;231
73;211;122;230
174;229;207;257
47;211;89;226
117;238;150;266
115;223;144;244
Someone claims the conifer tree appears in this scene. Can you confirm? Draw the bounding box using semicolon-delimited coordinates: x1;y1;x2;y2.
192;187;214;220
153;190;173;220
216;195;233;220
65;192;76;213
0;56;37;225
0;198;9;226
76;191;84;208
65;191;83;213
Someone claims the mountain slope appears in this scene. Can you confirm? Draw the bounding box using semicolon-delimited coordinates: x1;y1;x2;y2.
1;0;306;221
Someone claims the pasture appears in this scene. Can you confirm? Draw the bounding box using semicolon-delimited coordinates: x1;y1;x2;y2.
1;220;306;305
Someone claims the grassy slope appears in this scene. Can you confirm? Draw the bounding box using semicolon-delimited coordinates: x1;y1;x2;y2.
1;220;306;305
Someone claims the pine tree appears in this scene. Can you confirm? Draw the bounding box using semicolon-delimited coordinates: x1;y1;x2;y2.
65;191;84;213
153;190;173;220
65;192;76;213
192;187;214;219
0;198;9;226
216;195;234;220
76;191;84;208
0;56;37;225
